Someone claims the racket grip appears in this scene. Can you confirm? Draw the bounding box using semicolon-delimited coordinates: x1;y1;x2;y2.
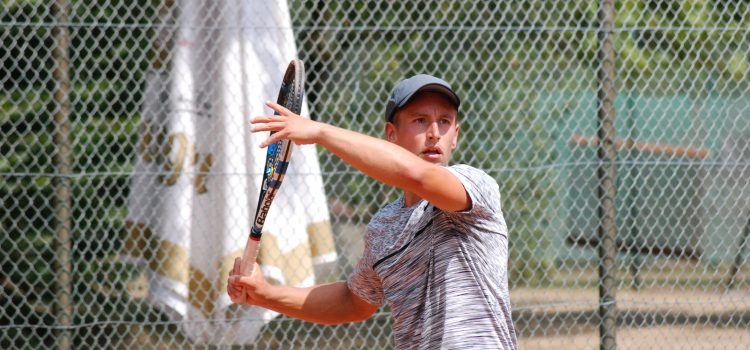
240;237;261;276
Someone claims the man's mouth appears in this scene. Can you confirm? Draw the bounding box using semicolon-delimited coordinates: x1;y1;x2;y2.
421;147;442;159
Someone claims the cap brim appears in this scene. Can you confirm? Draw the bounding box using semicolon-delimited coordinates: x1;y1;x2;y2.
413;84;460;109
386;84;460;123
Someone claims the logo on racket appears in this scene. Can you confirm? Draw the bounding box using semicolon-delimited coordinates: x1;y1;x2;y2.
255;195;273;227
262;142;280;191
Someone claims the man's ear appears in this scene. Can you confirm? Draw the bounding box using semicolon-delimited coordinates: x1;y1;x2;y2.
451;123;460;149
385;122;397;142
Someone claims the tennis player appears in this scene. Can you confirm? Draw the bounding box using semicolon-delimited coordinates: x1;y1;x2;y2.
228;74;518;349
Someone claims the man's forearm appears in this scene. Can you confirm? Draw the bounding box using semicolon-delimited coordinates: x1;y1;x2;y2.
256;281;374;325
316;123;426;190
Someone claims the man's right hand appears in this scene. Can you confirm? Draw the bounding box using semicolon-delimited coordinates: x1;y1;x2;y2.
227;257;267;306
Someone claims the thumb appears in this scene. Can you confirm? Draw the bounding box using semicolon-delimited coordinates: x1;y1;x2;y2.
232;257;241;275
229;274;255;286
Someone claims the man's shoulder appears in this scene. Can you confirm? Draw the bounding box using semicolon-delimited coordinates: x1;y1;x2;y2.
449;163;493;178
445;164;503;215
447;164;499;190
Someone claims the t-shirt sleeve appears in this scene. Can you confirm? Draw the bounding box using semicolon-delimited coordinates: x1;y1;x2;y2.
346;240;385;306
446;164;502;216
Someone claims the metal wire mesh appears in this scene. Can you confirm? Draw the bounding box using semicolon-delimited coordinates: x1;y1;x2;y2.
2;1;750;349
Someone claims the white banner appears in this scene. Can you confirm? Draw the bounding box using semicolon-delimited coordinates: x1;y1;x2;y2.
122;0;335;345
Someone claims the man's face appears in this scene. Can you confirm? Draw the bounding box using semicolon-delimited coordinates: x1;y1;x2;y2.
385;92;460;166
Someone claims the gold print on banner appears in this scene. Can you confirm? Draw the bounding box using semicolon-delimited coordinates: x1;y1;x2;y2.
159;132;190;186
189;266;216;317
194;152;212;194
257;233;314;288
137;120;214;194
123;220;222;318
307;221;336;259
138;120;164;163
122;221;189;284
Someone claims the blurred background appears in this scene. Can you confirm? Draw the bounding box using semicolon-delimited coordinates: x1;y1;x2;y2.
1;1;749;349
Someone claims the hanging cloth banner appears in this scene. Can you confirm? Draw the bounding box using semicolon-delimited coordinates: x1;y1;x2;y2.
122;0;336;345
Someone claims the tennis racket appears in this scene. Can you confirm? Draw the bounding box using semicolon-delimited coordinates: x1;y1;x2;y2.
240;59;305;276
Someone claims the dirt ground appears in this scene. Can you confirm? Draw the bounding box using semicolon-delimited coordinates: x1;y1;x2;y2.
519;325;750;350
512;284;750;349
511;286;750;315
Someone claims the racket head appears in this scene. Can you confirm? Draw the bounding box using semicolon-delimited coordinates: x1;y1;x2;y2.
276;59;305;115
250;59;305;240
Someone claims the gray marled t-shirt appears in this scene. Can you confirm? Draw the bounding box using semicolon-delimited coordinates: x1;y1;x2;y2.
347;164;517;349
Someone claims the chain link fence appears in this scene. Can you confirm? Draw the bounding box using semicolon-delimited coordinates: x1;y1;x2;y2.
2;1;750;349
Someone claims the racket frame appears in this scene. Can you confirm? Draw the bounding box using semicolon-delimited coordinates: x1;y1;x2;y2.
240;59;305;276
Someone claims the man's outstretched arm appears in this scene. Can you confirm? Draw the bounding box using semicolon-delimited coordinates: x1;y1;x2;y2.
251;101;469;212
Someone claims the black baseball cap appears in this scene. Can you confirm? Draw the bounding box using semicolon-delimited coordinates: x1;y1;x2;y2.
385;74;460;123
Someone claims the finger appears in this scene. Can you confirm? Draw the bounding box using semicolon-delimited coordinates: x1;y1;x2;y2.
231;284;242;298
251;115;283;124
228;275;239;287
232;257;241;276
229;275;252;287
251;122;287;133
259;131;286;148
241;288;250;303
237;275;255;286
266;100;293;116
228;285;239;300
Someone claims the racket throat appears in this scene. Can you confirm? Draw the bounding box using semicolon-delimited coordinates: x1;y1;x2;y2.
250;227;263;240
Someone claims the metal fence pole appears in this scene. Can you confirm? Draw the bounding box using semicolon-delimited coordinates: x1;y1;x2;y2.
596;0;618;349
51;0;73;349
726;215;750;289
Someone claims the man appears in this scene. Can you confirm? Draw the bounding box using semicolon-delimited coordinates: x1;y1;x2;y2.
228;74;518;349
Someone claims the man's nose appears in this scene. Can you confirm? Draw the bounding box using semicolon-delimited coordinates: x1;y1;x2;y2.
426;121;440;139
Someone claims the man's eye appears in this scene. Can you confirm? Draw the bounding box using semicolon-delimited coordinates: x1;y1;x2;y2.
414;118;425;124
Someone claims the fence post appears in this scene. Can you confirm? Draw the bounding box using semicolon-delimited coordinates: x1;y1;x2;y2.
596;0;618;349
51;0;73;349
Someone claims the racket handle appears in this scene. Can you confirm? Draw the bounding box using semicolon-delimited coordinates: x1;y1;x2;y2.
240;237;261;276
